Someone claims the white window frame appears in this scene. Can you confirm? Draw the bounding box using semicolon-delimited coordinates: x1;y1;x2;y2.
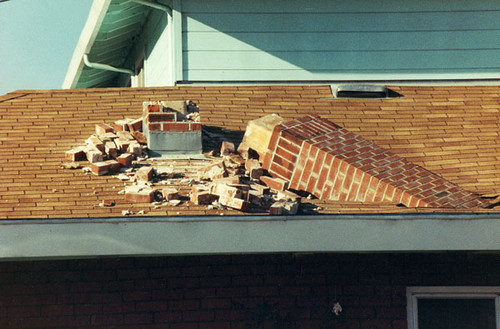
407;286;500;329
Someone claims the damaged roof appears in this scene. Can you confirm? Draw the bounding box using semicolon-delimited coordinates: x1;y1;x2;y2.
1;84;500;219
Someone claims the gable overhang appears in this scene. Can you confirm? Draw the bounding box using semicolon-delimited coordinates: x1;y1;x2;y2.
1;213;499;260
63;0;154;89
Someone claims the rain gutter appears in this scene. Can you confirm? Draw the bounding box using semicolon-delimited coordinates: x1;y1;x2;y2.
83;53;135;76
130;0;172;15
1;213;499;260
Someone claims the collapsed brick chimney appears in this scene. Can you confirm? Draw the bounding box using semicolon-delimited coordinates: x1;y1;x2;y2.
142;101;202;158
241;114;488;208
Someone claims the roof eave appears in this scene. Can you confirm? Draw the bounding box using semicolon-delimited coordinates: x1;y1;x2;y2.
2;213;500;260
62;0;112;89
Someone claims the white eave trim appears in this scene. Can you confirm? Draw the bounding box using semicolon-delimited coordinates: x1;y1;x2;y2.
0;213;499;260
62;0;112;89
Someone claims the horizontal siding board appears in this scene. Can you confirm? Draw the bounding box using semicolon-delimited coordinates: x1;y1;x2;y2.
184;49;500;70
183;70;500;81
182;0;500;13
184;30;500;51
183;12;500;32
181;0;500;81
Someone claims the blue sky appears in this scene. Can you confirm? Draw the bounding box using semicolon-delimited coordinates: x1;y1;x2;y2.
0;0;92;95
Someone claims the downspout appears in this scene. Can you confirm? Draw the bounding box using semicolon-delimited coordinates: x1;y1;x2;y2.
83;54;135;76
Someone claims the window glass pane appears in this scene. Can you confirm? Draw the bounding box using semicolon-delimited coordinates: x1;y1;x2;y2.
418;298;496;329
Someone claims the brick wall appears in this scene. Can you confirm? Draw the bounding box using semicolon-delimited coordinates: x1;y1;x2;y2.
262;115;488;208
0;253;498;329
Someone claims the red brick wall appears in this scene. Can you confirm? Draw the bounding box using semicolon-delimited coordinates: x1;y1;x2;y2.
262;115;487;208
0;253;498;329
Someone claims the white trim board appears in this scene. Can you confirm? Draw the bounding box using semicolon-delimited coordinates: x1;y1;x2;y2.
0;214;499;260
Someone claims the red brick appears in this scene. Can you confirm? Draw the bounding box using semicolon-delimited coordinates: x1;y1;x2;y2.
91;161;111;176
95;123;113;135
149;123;161;131
219;195;250;211
86;136;105;153
190;122;202;131
136;166;154;182
127;117;143;132
162;122;189;131
162;188;179;201
147;112;177;123
260;176;289;191
124;186;155;203
145;104;162;113
245;158;264;179
117;152;133;167
65;147;86;161
191;186;218;205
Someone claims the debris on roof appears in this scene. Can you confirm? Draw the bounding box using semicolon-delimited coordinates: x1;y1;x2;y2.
64;100;492;215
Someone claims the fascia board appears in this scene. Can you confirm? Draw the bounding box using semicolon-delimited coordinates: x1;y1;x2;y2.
62;0;112;89
0;214;499;260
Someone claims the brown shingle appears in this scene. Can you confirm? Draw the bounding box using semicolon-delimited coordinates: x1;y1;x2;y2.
1;85;500;219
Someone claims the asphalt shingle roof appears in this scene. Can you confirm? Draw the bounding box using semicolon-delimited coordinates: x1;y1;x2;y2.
1;85;500;219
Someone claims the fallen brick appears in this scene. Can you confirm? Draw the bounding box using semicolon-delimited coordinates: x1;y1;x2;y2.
249;182;270;196
103;159;121;173
117;153;134;167
125;185;156;203
116;131;136;141
104;141;118;159
162;188;179;201
91;161;111;176
220;141;235;155
131;131;147;145
114;139;130;153
113;118;133;132
96;123;113;135
99;132;118;141
136;166;154;182
260;176;289;191
191;185;218;205
127;141;142;157
127;118;143;132
86;136;105;153
226;154;246;166
219;194;250;211
245;159;264;179
84;147;104;163
65;147;86;161
212;183;245;199
198;161;227;180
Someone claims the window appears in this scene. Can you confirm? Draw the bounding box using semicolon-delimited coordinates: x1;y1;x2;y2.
407;287;500;329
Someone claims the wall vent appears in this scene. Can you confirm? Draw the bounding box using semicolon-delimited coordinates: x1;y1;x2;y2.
332;84;389;98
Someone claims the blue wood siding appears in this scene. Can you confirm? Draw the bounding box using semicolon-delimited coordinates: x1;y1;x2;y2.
181;0;500;81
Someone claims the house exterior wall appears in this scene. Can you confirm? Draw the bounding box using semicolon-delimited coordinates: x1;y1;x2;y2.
141;9;173;87
0;253;498;328
180;0;500;82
